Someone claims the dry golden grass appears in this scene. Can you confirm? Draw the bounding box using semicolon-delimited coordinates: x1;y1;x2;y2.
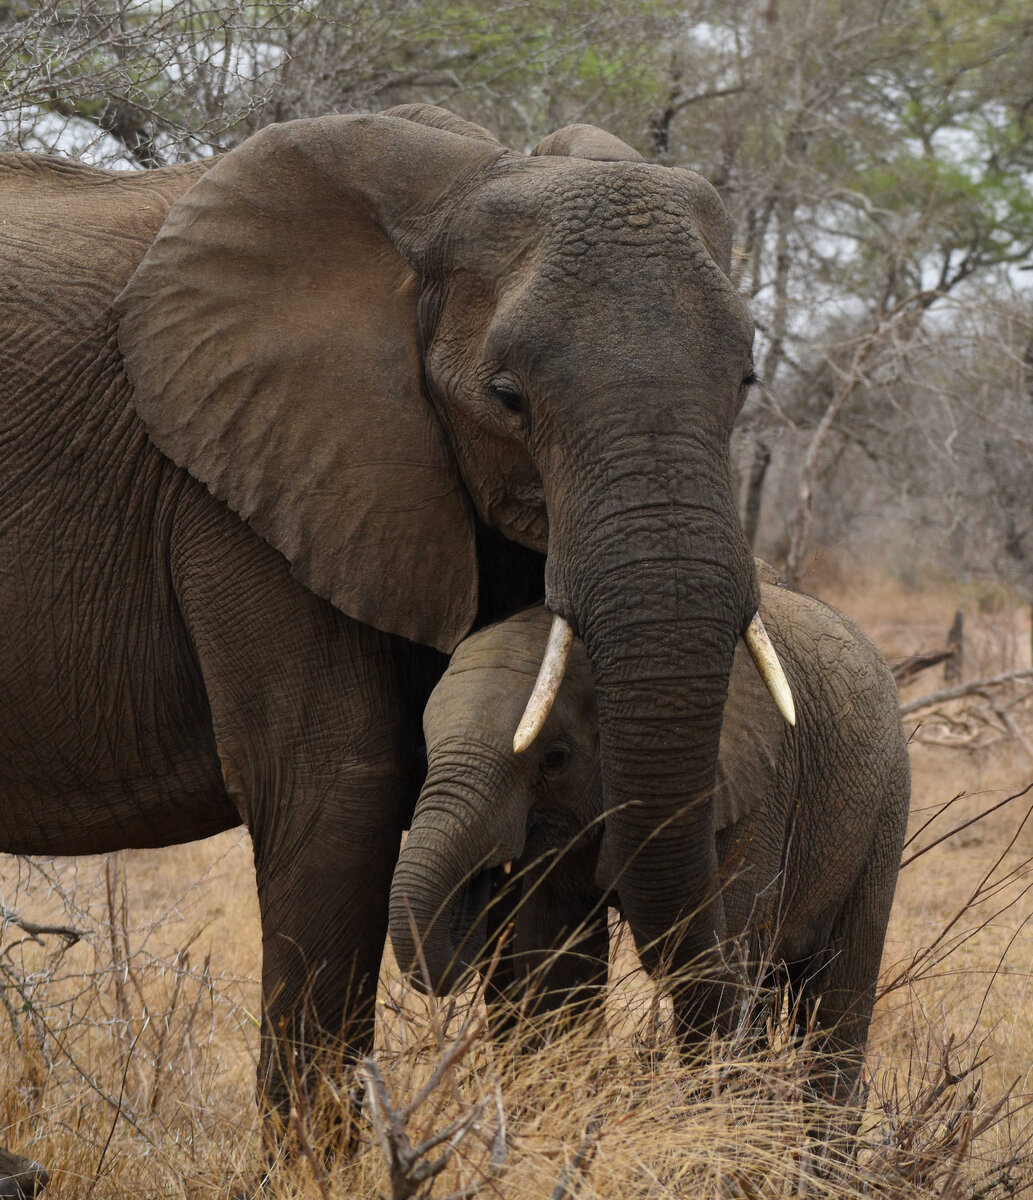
3;564;1032;1198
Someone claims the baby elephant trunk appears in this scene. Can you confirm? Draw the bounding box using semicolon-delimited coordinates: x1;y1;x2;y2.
390;748;527;995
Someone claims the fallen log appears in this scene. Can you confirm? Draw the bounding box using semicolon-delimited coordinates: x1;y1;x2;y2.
891;648;957;684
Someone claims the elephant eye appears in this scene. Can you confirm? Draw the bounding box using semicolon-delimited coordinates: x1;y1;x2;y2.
541;740;572;775
489;379;524;414
742;366;761;389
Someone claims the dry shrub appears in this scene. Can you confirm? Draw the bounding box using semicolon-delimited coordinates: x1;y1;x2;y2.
3;824;1031;1200
247;927;1033;1200
0;840;260;1197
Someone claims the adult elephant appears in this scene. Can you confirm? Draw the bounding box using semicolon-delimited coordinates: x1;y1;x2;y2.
392;577;911;1105
0;103;787;1147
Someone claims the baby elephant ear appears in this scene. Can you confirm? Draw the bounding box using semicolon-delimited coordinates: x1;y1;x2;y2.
118;114;503;653
713;595;789;830
532;124;644;161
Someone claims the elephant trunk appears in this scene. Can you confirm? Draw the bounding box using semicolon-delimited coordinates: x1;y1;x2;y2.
544;425;757;1035
390;748;525;994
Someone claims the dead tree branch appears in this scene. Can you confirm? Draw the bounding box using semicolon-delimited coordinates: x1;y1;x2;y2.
892;648;957;684
0;906;83;947
899;668;1033;716
360;1056;499;1200
549;1120;603;1200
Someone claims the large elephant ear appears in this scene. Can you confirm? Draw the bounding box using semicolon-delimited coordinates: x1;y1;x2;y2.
713;592;789;829
117;114;503;653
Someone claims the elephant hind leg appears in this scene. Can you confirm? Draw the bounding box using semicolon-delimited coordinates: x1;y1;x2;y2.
795;817;907;1154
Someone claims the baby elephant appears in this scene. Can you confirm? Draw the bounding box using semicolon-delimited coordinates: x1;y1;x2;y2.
390;575;910;1103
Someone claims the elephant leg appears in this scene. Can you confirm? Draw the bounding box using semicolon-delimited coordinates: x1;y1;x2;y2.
735;960;788;1052
482;876;526;1042
486;875;610;1047
252;744;412;1144
796;820;906;1157
170;501;428;1157
530;902;610;1036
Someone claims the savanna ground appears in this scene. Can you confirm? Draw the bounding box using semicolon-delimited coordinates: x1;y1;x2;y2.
2;564;1033;1199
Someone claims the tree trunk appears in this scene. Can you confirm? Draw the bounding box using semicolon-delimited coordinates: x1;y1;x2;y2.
741;438;771;549
945;609;964;684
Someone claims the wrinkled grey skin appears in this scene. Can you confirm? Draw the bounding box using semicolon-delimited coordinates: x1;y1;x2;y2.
0;1149;47;1200
1;101;757;1156
392;576;911;1103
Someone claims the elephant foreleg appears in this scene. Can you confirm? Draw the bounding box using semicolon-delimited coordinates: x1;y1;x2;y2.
251;746;412;1148
485;874;610;1047
530;902;610;1039
170;503;426;1160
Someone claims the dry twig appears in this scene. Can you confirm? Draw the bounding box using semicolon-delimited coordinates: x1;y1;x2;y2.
0;907;83;947
891;648;958;683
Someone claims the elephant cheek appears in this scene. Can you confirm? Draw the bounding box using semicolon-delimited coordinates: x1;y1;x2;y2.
427;372;548;552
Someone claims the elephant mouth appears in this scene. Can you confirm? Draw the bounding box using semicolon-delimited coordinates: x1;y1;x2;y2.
449;864;521;979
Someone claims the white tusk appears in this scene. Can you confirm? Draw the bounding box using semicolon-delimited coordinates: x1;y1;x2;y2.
513;613;574;753
502;861;512;875
744;613;796;726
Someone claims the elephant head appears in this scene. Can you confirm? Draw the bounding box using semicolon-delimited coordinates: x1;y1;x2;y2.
391;599;787;1005
392;607;604;1000
115;106;793;1026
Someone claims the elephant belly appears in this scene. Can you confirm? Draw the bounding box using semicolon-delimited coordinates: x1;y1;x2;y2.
0;771;239;856
717;819;834;967
0;497;237;852
0;600;236;854
0;597;236;855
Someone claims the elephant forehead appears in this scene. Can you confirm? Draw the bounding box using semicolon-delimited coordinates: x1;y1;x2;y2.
483;156;725;221
423;659;536;750
424;610;595;747
468;157;732;272
453;606;553;664
448;160;754;375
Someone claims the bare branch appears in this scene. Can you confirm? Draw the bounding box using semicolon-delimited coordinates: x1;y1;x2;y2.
891;648;958;684
0;906;83;947
900;669;1033;716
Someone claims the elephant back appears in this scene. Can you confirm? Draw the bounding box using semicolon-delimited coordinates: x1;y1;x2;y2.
0;155;207;310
